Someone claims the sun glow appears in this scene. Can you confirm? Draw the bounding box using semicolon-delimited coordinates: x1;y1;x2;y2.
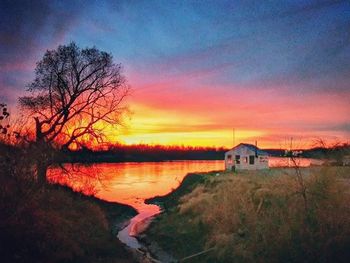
100;103;267;147
117;129;265;147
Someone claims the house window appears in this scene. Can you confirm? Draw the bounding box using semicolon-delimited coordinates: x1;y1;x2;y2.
235;155;240;164
243;157;248;163
249;155;255;165
227;154;232;164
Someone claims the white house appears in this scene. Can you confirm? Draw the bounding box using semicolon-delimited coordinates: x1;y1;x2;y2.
225;143;269;171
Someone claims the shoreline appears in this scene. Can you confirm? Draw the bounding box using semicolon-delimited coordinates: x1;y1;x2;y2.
145;172;214;207
139;172;215;262
49;183;138;232
49;184;158;263
53;184;163;263
117;207;174;263
116;172;214;263
52;184;165;263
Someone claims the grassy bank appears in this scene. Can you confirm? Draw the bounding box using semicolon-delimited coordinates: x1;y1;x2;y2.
0;168;137;263
145;172;216;209
146;167;350;263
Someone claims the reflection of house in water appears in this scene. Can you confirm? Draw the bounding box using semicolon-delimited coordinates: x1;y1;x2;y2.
225;143;269;171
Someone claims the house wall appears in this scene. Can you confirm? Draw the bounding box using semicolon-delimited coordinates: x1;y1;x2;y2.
225;145;269;170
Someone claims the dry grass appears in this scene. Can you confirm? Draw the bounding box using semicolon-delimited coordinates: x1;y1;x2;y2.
176;167;350;262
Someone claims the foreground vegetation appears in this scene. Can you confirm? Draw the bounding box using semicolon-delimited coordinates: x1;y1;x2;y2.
0;144;137;263
146;167;350;263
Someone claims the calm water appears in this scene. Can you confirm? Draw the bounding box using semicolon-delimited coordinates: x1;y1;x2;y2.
48;160;224;248
269;157;324;167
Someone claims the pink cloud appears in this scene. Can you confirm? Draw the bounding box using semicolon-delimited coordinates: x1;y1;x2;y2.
124;68;350;146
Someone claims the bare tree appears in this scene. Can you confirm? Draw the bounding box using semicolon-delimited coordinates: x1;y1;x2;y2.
19;42;129;183
0;103;10;135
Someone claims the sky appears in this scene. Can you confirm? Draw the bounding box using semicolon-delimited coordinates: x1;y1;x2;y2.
0;0;349;148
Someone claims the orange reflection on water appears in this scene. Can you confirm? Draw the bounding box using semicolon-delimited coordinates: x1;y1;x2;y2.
269;157;324;167
48;161;224;248
48;161;224;208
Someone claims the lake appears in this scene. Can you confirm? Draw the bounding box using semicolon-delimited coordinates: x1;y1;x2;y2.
48;160;224;248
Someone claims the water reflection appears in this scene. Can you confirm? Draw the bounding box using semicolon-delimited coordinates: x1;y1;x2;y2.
269;157;324;167
49;161;223;206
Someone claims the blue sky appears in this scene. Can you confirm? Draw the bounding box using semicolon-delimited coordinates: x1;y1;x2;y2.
1;0;349;146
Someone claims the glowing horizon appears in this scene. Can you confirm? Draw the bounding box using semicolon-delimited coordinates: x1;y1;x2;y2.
1;1;349;149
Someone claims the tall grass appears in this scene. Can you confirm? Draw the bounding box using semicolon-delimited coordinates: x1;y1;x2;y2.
149;167;350;262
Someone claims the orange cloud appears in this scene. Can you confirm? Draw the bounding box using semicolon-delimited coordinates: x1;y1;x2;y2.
104;73;350;148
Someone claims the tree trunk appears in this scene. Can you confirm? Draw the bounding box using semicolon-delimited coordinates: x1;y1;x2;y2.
34;117;48;184
37;160;48;184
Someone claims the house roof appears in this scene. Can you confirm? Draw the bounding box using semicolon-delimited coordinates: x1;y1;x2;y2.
228;143;269;156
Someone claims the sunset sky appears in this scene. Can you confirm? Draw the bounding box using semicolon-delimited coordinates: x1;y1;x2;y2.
1;0;349;148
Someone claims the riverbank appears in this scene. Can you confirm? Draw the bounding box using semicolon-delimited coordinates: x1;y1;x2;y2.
0;168;138;263
135;172;214;262
141;171;219;262
144;167;350;262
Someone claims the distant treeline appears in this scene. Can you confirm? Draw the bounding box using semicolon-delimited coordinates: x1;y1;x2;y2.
57;144;228;163
300;144;350;159
265;144;350;160
2;141;349;163
51;143;350;163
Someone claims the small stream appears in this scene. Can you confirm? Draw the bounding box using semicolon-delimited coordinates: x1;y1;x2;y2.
117;202;160;249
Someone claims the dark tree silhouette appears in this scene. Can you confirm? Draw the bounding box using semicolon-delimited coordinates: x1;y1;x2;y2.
19;42;129;183
0;103;10;135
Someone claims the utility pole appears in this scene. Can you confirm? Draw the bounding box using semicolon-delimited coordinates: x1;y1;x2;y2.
232;128;235;147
